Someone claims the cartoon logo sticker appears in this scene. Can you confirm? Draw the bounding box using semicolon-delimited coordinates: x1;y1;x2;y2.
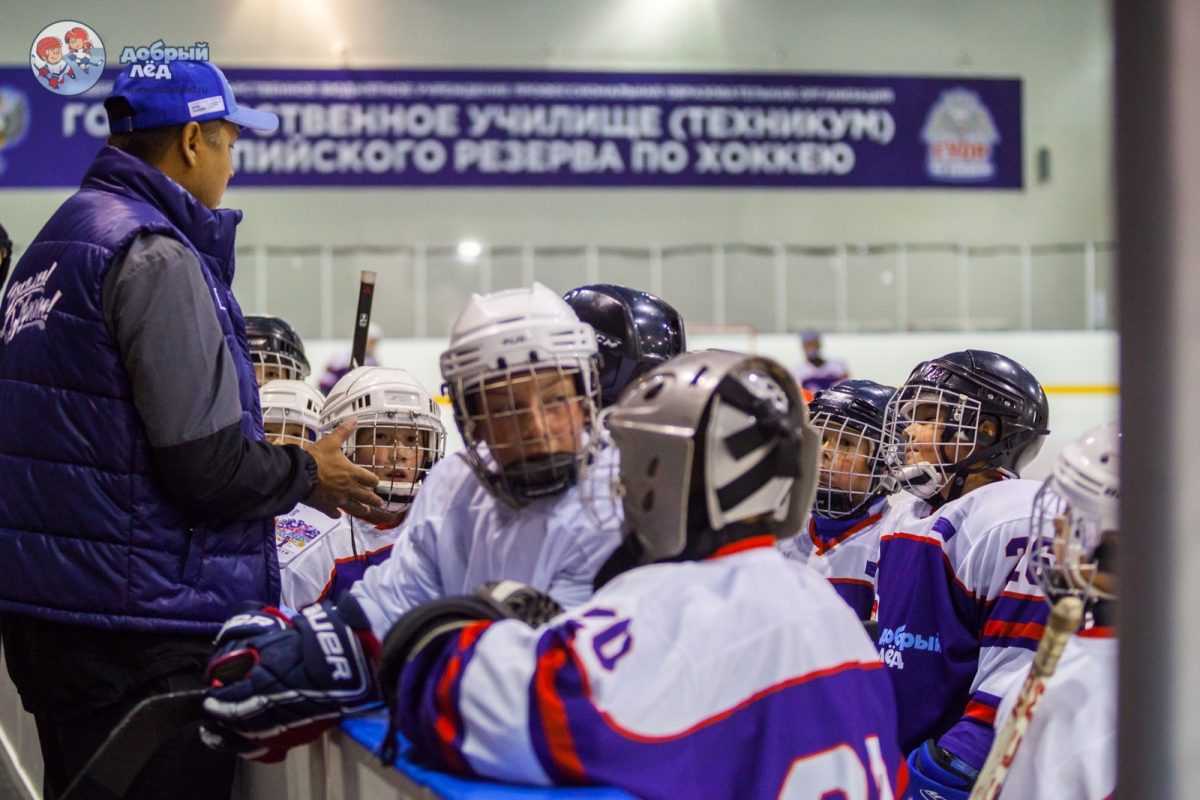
29;21;105;96
921;88;1000;183
0;87;29;175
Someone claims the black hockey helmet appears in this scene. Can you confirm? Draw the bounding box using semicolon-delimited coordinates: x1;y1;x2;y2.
808;380;898;519
562;284;686;406
244;315;310;385
884;350;1050;502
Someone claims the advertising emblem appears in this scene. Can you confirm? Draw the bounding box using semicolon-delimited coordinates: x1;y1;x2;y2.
30;21;105;96
921;87;1000;182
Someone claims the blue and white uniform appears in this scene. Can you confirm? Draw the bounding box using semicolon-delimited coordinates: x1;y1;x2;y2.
396;538;905;799
995;628;1116;800
351;447;624;640
793;356;850;394
277;505;401;610
873;480;1048;769
779;497;889;620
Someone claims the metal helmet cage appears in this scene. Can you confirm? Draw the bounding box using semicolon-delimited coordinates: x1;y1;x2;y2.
562;284;686;407
1030;423;1119;605
603;350;820;564
881;351;1049;500
321;367;446;514
245;315;311;385
441;283;600;509
260;379;324;447
808;380;896;519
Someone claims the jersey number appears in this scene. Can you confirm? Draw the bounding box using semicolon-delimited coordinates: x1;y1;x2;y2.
778;736;894;800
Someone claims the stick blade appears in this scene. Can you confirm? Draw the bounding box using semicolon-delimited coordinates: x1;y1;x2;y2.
61;689;206;800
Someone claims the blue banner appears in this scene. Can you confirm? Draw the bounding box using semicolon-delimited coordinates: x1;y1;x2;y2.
0;67;1021;189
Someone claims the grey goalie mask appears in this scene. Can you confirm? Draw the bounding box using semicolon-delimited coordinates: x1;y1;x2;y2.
604;350;820;563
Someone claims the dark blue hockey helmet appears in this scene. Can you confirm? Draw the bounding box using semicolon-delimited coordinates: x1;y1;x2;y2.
808;380;898;519
883;350;1050;502
245;314;310;386
562;284;686;406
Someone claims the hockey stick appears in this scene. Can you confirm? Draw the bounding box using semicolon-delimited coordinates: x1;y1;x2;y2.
967;595;1084;800
350;270;377;370
60;689;206;800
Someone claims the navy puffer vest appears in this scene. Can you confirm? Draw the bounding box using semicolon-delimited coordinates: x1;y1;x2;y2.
0;146;279;633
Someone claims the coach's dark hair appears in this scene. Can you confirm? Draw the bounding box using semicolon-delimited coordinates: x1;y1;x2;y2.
104;96;225;165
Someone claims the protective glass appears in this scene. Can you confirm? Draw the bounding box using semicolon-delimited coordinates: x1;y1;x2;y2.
251;351;310;386
882;385;982;498
450;360;599;507
811;411;885;519
342;411;446;512
1030;479;1116;602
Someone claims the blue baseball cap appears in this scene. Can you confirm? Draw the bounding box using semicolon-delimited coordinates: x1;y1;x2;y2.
106;61;278;134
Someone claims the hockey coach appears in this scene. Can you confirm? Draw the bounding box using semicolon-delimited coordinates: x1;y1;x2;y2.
0;63;382;800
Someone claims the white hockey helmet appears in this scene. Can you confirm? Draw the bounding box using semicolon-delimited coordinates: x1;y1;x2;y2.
440;282;600;508
260;379;324;447
321;366;446;513
604;350;820;564
1031;422;1119;603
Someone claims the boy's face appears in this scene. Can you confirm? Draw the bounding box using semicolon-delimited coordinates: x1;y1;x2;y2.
902;397;993;467
354;425;423;484
254;362;284;386
820;427;875;494
473;369;588;467
45;48;62;64
66;37;82;51
264;421;311;447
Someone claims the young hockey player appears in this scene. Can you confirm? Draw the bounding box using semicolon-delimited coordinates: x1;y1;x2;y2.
259;379;324;447
873;351;1051;800
994;423;1118;800
562;284;686;406
245;314;310;386
779;379;897;620
275;367;446;610
201;351;908;800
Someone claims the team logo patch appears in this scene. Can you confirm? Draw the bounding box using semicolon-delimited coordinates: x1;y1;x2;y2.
276;515;325;564
921;88;999;183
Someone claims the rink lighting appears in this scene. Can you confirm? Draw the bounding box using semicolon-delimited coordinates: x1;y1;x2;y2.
458;240;483;260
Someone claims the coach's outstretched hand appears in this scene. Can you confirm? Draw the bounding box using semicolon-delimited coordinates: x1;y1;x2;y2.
306;419;383;519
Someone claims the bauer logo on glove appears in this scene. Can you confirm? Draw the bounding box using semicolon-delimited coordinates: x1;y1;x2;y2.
201;597;382;762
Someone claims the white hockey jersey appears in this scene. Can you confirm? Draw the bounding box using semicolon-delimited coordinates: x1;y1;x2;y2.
874;479;1048;769
779;497;888;620
995;629;1117;800
393;538;905;799
793;356;850;394
277;504;402;610
351;447;624;640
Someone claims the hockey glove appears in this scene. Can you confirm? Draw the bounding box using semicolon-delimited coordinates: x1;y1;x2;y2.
901;739;979;800
375;582;560;763
475;580;565;627
200;597;382;763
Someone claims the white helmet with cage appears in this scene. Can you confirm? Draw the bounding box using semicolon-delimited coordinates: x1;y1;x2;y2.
321;367;446;513
260;380;324;447
440;282;599;508
1031;422;1119;604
